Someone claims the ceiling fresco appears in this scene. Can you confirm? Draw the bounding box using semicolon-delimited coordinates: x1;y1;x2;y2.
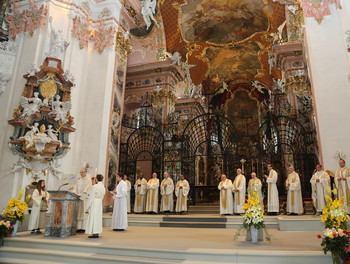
180;0;270;44
158;0;286;90
205;43;261;83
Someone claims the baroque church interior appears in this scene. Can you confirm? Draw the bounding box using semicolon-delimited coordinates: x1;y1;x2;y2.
0;0;349;263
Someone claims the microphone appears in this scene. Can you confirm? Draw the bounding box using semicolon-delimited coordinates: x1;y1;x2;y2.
58;183;68;191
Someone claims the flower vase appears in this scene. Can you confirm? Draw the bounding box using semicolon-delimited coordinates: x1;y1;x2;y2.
11;221;19;237
250;226;258;243
331;252;342;264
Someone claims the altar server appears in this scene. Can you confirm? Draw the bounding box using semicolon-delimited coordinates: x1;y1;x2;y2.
85;174;106;238
247;172;263;205
310;164;330;214
218;174;233;215
286;166;303;215
264;164;279;215
232;169;246;214
134;173;147;213
73;168;92;232
160;172;174;212
28;180;49;234
123;175;131;213
112;173;128;231
175;175;190;213
335;159;350;213
146;173;160;213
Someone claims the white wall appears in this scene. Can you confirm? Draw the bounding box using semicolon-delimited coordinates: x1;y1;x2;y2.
305;0;350;171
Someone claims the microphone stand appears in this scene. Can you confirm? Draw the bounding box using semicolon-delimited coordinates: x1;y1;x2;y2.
58;183;68;191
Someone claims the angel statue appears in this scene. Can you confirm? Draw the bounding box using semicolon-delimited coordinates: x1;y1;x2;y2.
164;51;182;66
47;125;59;141
50;95;72;122
141;0;158;30
20;122;39;149
20;92;43;117
251;80;268;94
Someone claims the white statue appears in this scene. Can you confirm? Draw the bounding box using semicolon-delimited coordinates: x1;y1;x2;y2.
23;122;40;143
20;92;42;117
183;64;195;83
47;125;58;141
27;63;41;77
47;17;69;60
187;84;202;98
9;157;31;174
154;85;162;92
270;21;286;44
215;82;229;95
251;80;268;94
164;51;182;66
141;0;158;30
47;160;62;179
274;78;286;93
50;95;72;122
63;69;75;83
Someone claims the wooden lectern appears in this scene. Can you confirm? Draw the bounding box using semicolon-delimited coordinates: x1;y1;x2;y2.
45;190;79;238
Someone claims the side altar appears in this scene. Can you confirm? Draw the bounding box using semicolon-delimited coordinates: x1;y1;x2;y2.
45;190;79;238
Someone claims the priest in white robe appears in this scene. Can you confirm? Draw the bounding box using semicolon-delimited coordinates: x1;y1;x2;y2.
160;172;174;212
264;163;279;215
310;164;330;214
286;166;303;215
112;173;128;231
134;173;147;213
123;175;131;213
85;174;106;238
335;159;350;213
232;169;246;214
247;172;263;206
218;174;233;215
72;168;92;232
175;175;190;213
146;173;160;213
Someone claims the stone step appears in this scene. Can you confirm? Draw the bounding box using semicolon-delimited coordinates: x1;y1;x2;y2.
162;217;227;223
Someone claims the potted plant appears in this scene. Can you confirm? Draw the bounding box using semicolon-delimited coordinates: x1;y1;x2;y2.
0;219;14;246
318;187;350;264
242;192;268;243
2;190;28;237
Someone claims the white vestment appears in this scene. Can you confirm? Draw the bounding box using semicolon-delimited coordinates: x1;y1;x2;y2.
28;189;49;230
146;178;159;213
286;172;303;214
335;167;350;213
232;174;246;214
160;178;174;212
72;177;92;229
134;178;147;213
125;180;131;213
85;182;106;234
112;180;128;230
310;170;330;212
247;178;263;205
267;169;279;213
218;179;233;215
175;180;190;212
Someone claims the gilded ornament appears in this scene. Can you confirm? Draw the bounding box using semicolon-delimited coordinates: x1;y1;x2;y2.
40;75;58;99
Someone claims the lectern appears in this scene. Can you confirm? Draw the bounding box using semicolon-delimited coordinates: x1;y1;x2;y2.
45;190;79;238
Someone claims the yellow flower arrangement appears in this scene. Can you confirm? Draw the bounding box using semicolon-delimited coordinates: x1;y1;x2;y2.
2;190;28;223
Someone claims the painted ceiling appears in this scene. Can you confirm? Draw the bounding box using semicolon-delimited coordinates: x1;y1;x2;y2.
157;0;286;91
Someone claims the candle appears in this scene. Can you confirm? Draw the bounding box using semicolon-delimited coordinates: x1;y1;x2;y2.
45;169;48;176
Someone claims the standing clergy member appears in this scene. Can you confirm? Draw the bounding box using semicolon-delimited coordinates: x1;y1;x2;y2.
310;164;330;214
247;172;263;205
160;172;174;213
335;159;350;213
232;169;246;214
264;163;279;215
175;175;190;213
218;174;233;215
123;175;131;213
134;173;147;213
146;173;160;213
73;168;92;233
286;166;303;215
112;173;128;231
28;180;49;234
85;174;106;238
